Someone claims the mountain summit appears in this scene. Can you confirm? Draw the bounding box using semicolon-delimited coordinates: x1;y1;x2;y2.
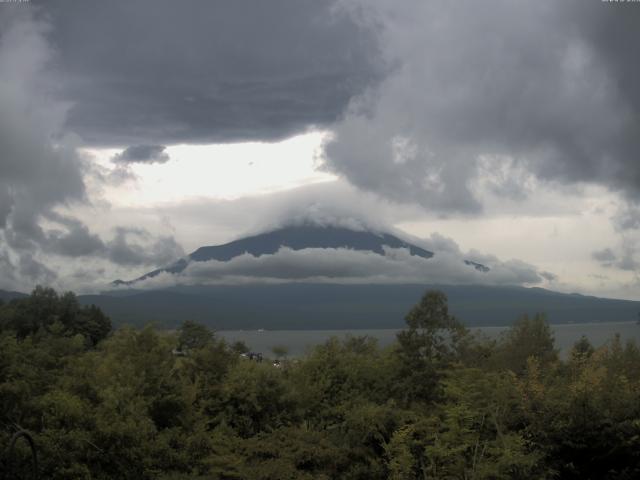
116;224;435;285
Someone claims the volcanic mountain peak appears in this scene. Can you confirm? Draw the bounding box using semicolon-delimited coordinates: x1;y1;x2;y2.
189;224;434;262
119;224;434;285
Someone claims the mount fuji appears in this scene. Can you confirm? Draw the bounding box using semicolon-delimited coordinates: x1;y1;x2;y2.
114;224;488;286
76;223;640;330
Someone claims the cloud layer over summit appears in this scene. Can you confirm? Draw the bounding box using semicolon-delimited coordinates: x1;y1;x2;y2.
1;0;640;297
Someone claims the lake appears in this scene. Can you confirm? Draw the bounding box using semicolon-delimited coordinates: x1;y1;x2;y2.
217;321;640;358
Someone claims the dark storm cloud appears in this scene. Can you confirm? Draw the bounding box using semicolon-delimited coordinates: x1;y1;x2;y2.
46;215;105;257
321;0;640;212
112;145;170;165
34;0;382;146
0;9;86;286
43;215;185;267
27;0;640;212
0;10;186;290
20;0;640;214
593;245;639;272
578;2;640;198
0;247;18;290
617;249;640;272
0;185;12;229
105;228;184;267
613;203;640;231
540;272;558;282
593;248;617;266
18;255;56;286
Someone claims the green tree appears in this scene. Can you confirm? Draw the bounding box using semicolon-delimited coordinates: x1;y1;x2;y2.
395;290;467;403
177;320;213;353
572;335;594;357
230;340;250;355
0;287;111;346
493;313;557;375
220;360;296;437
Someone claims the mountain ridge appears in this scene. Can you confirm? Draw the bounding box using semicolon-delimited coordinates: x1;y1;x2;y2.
80;283;640;330
5;284;639;330
0;290;29;302
117;224;437;285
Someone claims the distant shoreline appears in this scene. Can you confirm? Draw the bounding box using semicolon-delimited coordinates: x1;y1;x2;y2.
213;320;639;333
216;322;640;358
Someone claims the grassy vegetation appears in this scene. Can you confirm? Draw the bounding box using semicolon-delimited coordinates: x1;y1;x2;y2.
1;288;640;479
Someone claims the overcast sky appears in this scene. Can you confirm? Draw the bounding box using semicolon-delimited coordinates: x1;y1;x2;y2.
1;0;640;298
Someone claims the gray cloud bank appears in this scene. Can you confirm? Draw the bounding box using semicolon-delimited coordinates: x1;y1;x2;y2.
593;245;639;272
112;145;170;165
45;215;184;267
322;0;640;212
10;0;637;209
0;10;184;291
18;0;640;210
34;0;383;146
0;9;86;288
32;0;640;217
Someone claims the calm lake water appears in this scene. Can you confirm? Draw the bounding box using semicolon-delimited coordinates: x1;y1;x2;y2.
217;321;640;358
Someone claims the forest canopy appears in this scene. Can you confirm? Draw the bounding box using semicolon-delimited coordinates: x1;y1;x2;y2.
1;288;639;479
